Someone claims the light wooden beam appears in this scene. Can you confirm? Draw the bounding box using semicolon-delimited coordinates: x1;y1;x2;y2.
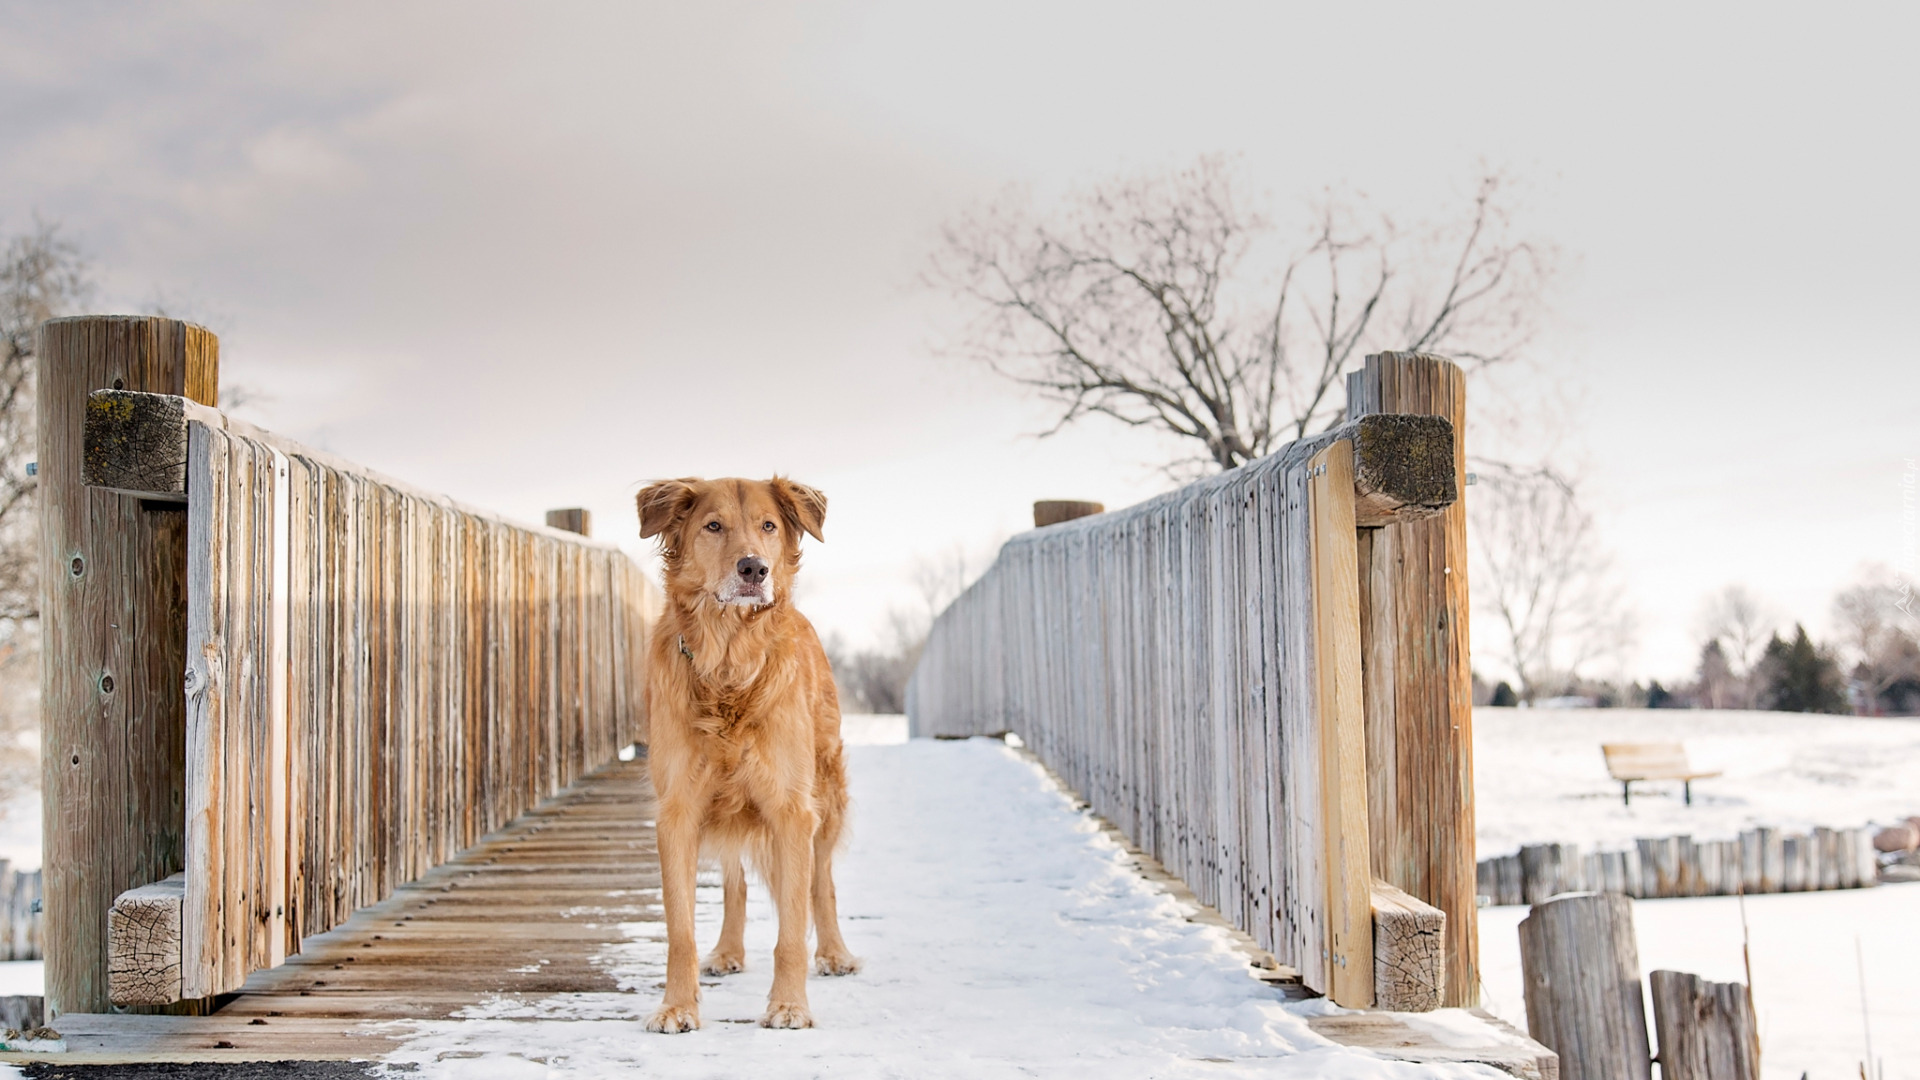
1347;413;1457;527
81;388;196;500
1370;879;1446;1011
1309;439;1373;1009
108;873;185;1006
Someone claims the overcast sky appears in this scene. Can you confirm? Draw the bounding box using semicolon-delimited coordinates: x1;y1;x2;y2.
4;1;1915;682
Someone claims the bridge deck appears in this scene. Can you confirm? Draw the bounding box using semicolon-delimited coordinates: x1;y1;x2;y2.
11;738;1550;1076
41;756;659;1062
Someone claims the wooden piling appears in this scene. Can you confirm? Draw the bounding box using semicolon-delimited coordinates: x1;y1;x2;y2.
1647;970;1759;1080
1518;892;1652;1080
544;508;592;537
1348;351;1478;1007
37;316;218;1018
1031;500;1105;528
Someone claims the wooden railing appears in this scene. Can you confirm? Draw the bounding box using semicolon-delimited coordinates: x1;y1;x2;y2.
38;316;658;1014
908;352;1477;1011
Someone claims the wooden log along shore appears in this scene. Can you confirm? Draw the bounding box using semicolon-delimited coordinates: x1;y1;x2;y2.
1476;825;1881;906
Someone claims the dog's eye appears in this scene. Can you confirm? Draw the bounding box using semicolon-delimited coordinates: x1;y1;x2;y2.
704;521;722;533
762;521;776;533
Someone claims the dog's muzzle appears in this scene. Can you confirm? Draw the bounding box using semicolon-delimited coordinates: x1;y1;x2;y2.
719;555;772;606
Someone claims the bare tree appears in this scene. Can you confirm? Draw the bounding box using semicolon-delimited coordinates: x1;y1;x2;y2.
931;158;1552;476
1469;466;1635;702
1693;584;1777;708
1697;585;1777;675
0;221;90;628
1832;566;1920;712
1693;639;1737;709
830;543;998;714
0;220;93;802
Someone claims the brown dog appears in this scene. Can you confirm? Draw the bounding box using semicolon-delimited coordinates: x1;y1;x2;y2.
636;476;859;1033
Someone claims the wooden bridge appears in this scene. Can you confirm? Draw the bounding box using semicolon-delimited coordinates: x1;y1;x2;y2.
21;316;1500;1064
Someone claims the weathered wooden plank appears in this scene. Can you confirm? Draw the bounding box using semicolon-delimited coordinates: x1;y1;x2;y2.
182;420;228;1001
1282;444;1324;987
266;449;291;968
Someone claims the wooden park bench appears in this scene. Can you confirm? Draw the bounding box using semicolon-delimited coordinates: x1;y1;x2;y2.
1602;743;1721;806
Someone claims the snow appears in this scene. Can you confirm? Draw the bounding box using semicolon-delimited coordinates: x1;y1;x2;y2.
376;732;1503;1079
1479;883;1920;1080
0;961;39;997
0;792;37;873
1473;706;1920;858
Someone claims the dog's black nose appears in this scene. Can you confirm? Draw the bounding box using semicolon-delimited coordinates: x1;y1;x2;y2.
737;556;769;583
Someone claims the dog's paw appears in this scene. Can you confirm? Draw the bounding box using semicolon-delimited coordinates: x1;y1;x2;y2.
644;1003;701;1034
702;951;745;976
814;949;862;976
760;1001;814;1029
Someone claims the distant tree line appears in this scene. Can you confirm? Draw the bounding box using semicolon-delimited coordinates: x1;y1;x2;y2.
1476;573;1920;715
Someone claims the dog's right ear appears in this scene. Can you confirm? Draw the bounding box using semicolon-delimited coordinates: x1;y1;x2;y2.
637;479;701;540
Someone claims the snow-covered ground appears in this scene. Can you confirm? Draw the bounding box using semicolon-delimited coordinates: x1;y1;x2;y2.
1474;706;1920;1079
1473;707;1920;858
1480;884;1920;1080
379;727;1503;1079
0;960;37;997
0;792;35;873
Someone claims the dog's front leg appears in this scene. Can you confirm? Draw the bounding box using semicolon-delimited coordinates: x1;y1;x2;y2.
760;804;817;1029
645;809;702;1033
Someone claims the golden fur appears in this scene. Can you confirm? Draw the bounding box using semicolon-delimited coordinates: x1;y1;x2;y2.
636;476;858;1033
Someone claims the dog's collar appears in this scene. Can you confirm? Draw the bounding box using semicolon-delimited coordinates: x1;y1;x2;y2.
678;635;696;664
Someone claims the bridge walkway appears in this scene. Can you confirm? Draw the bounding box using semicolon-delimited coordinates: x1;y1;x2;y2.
44;757;658;1062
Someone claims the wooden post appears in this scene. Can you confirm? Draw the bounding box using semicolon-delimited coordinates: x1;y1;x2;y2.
37;316;217;1017
1348;351;1479;1006
1518;892;1652;1080
1032;500;1104;528
1647;970;1760;1080
545;508;592;537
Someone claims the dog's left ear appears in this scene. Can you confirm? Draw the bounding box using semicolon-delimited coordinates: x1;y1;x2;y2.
769;477;827;542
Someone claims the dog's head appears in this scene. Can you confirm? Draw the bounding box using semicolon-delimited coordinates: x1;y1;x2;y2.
637;477;826;611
